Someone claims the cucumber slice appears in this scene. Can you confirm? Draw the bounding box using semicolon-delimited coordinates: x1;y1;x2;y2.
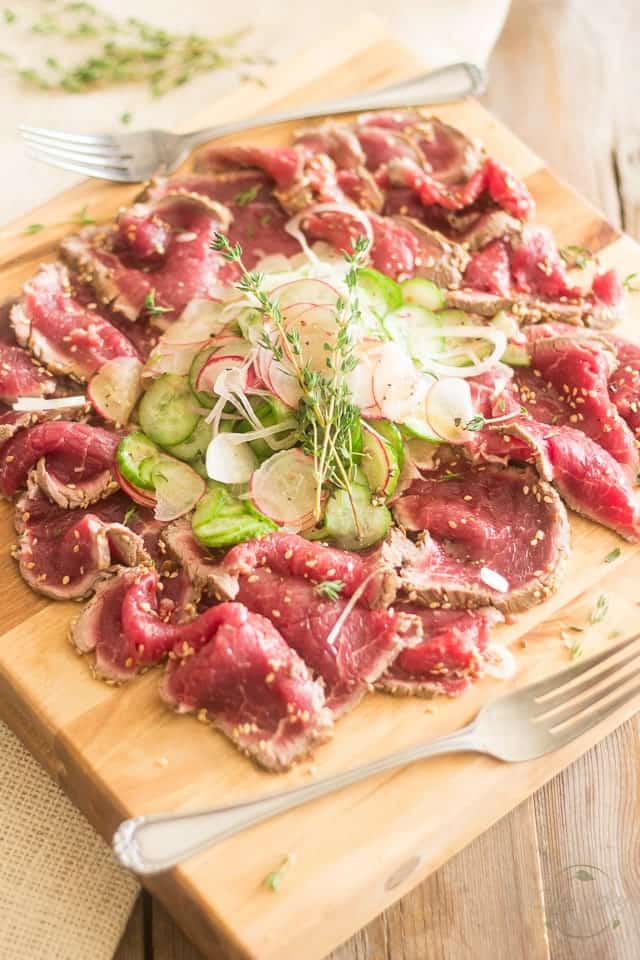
367;419;404;465
235;306;263;344
433;309;470;324
192;482;277;549
384;305;446;365
166;417;212;462
502;343;531;367
116;432;161;491
400;278;446;311
400;418;442;443
138;374;201;447
324;483;391;550
357;267;403;318
235;397;297;461
360;422;401;498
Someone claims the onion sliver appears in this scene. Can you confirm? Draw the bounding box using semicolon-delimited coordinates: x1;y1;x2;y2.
161;299;227;344
479;566;509;593
206;434;258;484
424;377;477;444
196;355;247;396
250;449;318;528
12;395;87;412
416;325;507;378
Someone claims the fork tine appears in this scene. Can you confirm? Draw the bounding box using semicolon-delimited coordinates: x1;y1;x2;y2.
20;124;115;147
534;646;640;714
21;131;126;159
25;142;129;171
540;664;640;728
525;633;640;700
26;148;136;183
550;678;640;744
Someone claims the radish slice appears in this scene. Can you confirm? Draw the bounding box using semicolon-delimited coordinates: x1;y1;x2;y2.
250;449;318;528
270;278;340;310
424;377;477;444
88;357;143;425
114;465;157;508
196;355;247;396
206;434;258;484
12;395;87;412
152;455;206;522
371;342;426;421
266;358;303;408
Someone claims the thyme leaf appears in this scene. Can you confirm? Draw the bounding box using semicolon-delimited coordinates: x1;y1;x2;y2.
69;205;96;226
234;183;261;206
24;223;45;235
559;244;593;270
263;852;296;893
589;593;609;625
144;289;172;316
623;272;640;293
315;580;345;601
123;506;137;526
604;547;621;564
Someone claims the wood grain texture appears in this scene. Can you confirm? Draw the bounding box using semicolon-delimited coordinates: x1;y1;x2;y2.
3;7;640;960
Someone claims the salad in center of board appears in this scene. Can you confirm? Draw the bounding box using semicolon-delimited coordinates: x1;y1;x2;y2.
117;233;512;550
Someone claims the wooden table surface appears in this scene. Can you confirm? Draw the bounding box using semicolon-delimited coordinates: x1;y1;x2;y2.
114;2;640;957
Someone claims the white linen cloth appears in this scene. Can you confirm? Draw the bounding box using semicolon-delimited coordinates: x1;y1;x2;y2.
0;2;510;958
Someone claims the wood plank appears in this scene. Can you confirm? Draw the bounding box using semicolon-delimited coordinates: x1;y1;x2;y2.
2;12;640;960
115;897;146;960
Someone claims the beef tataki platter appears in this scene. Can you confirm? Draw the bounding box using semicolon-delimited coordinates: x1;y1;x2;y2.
2;107;637;774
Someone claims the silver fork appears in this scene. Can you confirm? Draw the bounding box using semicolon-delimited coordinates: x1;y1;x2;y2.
19;62;485;184
113;633;640;875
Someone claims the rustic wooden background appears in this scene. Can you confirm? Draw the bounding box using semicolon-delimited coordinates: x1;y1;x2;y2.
114;1;640;957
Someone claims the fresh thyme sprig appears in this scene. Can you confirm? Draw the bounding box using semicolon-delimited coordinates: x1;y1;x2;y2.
1;4;266;98
559;244;594;270
211;232;368;533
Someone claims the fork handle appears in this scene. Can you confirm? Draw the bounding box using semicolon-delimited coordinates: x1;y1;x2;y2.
112;718;485;875
179;62;486;155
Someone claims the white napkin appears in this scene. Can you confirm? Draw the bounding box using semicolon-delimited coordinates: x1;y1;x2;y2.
0;3;511;958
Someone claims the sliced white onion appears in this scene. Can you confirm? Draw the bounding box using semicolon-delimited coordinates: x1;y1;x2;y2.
285;203;374;264
416;325;507;378
424;378;477;444
206;433;258;484
483;643;517;681
197;355;247;396
87;357;142;425
12;395;87;411
479;566;509;593
144;342;204;378
223;420;297;444
250;448;318;528
325;570;378;647
161;299;227;344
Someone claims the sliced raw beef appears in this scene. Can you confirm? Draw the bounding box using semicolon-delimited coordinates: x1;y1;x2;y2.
195;143;345;213
380;605;504;697
220;531;397;608
294;122;366;170
507;420;640;541
161;516;238;600
0;338;57;403
15;484;149;600
390;215;469;287
161;603;332;772
141;173;301;265
73;567;144;679
335;168;385;212
527;336;639;476
464;239;512;297
62;193;233;321
606;333;640;440
11;263;138;381
233;568;421;716
0;420;119;500
390;461;570;612
450;209;522;251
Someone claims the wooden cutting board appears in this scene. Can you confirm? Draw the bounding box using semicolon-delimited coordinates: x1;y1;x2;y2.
2;14;640;960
